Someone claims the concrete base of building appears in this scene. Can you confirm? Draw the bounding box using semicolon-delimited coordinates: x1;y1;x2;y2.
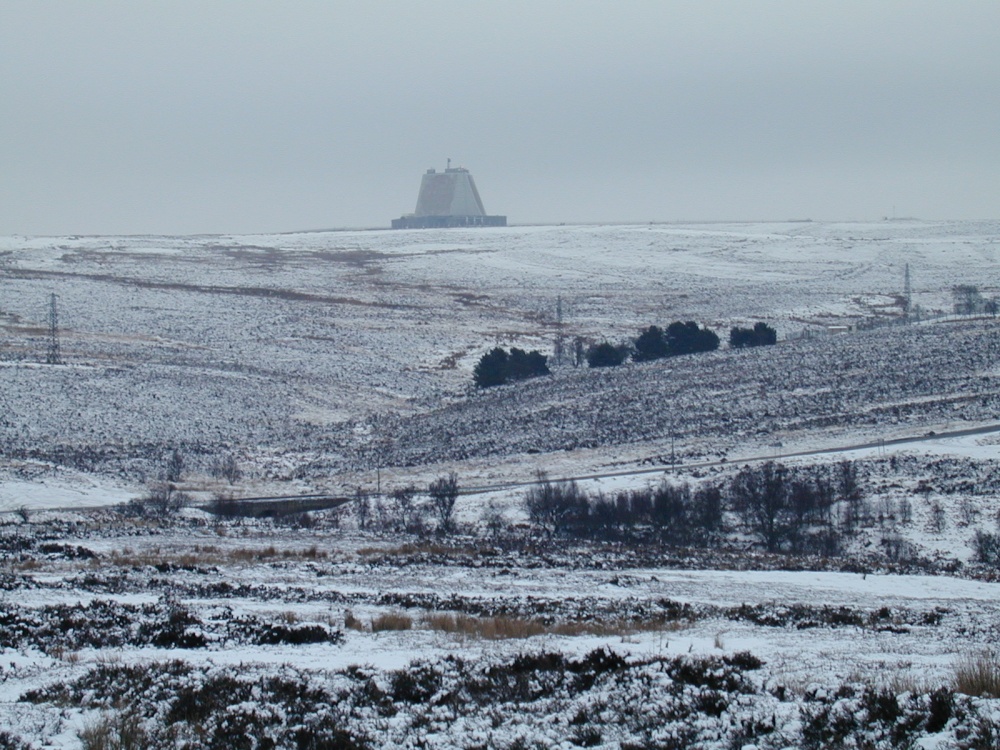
391;215;507;229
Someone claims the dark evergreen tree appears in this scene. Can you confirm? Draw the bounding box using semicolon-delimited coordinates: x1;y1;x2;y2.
586;342;629;368
665;321;720;356
507;347;550;381
473;346;549;388
473;347;509;388
730;321;778;348
633;325;670;362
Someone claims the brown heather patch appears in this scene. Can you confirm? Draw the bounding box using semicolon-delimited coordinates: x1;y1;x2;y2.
356;542;467;559
102;543;327;569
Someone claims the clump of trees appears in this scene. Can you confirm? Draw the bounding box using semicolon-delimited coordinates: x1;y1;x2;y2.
729;322;777;349
522;459;868;556
524;473;723;545
474;347;550;388
477;318;770;379
352;473;462;535
953;285;998;316
585;321;721;370
586;342;630;368
633;321;720;363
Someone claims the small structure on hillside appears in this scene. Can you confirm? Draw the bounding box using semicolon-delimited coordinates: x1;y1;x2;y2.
392;161;506;229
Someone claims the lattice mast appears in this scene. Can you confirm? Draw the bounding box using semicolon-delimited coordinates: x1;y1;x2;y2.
553;295;564;366
903;263;912;314
46;293;62;365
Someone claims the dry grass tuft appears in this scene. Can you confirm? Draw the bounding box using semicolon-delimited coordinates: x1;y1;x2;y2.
955;652;1000;697
79;711;148;750
344;610;365;631
371;611;413;632
887;672;935;695
423;612;686;640
230;545;278;562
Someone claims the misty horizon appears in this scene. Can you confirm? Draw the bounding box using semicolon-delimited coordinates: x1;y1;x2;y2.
2;1;998;235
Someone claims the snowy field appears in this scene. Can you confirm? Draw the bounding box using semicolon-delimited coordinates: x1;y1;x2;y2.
2;219;999;498
2;221;1000;747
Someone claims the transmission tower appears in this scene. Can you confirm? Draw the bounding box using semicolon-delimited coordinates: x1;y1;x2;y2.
46;293;62;365
903;263;912;316
553;295;565;366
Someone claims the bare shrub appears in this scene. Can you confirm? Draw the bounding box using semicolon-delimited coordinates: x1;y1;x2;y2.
482;500;510;537
881;533;918;563
164;448;185;483
524;473;588;535
958;496;978;526
730;461;790;552
929;500;947;533
353;487;371;531
210;453;242;484
390;485;425;533
428;472;460;533
124;483;188;517
899;497;913;526
973;530;1000;567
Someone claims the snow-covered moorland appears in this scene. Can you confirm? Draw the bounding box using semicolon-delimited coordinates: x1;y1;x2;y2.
2;220;1000;747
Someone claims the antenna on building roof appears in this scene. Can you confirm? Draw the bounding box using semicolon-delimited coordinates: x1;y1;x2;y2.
447;158;451;170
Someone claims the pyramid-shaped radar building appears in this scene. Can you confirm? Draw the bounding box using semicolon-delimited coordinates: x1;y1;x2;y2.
392;165;506;229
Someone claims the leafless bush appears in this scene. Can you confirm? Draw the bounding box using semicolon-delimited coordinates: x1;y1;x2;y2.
973;530;1000;567
429;472;460;533
899;498;913;526
122;483;188;517
164;448;185;483
958;496;978;526
390;485;426;533
353;488;371;530
929;500;947;533
210;453;242;484
482;500;510;537
524;473;588;535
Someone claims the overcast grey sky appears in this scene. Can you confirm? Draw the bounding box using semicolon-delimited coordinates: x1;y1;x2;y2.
2;1;998;235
